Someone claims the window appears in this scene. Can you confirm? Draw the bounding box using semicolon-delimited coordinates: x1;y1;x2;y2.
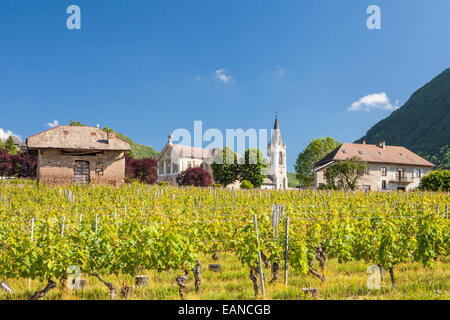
362;185;371;193
382;180;387;190
381;167;387;176
418;169;423;178
159;162;164;175
279;152;283;165
166;160;172;174
173;162;179;173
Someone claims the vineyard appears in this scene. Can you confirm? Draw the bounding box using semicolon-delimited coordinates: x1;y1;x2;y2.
0;180;448;300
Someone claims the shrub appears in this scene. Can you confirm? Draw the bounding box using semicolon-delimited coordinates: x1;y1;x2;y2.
10;151;37;178
419;170;450;191
158;181;170;187
0;149;37;178
176;167;212;187
213;183;222;188
240;180;254;189
0;149;12;176
125;154;157;184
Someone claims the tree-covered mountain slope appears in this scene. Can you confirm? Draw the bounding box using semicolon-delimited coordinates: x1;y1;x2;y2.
357;68;450;169
114;132;159;159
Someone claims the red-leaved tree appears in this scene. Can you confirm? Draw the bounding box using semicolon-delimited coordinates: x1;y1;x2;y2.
125;154;157;184
0;149;38;178
11;151;37;178
0;149;12;176
176;167;212;187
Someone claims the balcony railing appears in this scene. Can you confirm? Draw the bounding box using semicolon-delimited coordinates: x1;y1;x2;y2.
389;173;413;184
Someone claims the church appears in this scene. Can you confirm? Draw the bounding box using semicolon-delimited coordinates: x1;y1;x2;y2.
157;113;287;190
262;113;288;190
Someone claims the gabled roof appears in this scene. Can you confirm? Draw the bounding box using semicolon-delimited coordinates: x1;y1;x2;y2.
315;143;434;168
171;144;219;159
157;143;220;160
27;126;130;151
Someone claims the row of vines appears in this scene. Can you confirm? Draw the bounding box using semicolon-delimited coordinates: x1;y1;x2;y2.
0;180;448;299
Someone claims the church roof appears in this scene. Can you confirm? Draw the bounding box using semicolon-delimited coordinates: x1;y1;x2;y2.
171;144;219;159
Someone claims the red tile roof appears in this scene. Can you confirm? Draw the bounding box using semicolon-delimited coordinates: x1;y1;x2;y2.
315;143;434;167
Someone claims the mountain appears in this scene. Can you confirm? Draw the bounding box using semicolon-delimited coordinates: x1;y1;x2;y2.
357;68;450;170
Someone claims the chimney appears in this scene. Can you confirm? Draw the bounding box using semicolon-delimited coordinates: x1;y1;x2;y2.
378;141;386;149
106;131;115;144
362;140;366;145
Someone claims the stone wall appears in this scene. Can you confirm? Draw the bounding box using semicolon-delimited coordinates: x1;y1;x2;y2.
37;149;126;186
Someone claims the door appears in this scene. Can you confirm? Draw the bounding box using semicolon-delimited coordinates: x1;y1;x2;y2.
74;160;90;184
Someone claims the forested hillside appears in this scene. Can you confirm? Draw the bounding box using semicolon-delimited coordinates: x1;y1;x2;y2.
357;68;450;170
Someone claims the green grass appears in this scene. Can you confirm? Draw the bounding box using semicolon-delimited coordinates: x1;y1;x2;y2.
1;253;448;300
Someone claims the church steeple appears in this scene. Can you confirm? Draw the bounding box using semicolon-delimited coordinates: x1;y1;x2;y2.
270;112;282;145
267;111;287;190
273;111;279;130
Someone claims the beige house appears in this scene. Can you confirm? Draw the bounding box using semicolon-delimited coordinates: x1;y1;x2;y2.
314;141;434;192
27;126;130;186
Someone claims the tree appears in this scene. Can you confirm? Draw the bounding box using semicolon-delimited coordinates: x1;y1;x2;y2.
69;120;84;126
295;137;341;186
211;146;238;187
125;154;157;184
176;167;212;187
4;136;18;155
324;156;367;191
10;151;37;178
0;149;12;176
238;148;268;188
419;170;450;192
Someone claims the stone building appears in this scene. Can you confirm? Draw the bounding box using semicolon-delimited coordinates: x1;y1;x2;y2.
12;136;27;151
27;126;130;186
314;141;434;192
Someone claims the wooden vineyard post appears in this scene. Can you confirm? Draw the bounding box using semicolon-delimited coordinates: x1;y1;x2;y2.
253;215;265;298
284;216;289;286
445;204;448;219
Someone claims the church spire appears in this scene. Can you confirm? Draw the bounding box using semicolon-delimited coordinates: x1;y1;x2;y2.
273;111;279;130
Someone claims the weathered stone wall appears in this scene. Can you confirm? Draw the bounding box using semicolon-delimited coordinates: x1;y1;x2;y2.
37;149;126;186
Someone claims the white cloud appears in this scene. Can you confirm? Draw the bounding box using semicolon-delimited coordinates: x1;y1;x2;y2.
46;120;59;128
215;69;234;83
275;65;286;78
348;93;399;112
0;128;19;142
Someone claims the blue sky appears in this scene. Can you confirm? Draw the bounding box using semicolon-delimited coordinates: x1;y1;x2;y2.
1;0;450;171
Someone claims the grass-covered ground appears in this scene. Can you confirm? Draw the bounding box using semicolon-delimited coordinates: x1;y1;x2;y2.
1;253;448;300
